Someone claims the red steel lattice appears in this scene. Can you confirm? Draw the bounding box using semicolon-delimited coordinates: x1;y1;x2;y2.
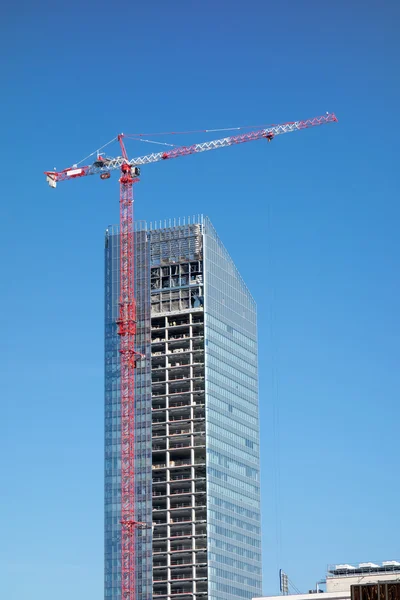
117;160;138;600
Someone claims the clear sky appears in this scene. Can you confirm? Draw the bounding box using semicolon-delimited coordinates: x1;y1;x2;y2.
1;1;399;599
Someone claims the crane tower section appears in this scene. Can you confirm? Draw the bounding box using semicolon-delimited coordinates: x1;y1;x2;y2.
118;163;138;600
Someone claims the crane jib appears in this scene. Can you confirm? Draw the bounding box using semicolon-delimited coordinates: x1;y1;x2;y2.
44;113;338;186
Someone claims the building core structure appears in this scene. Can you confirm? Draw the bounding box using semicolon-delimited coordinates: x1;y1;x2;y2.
105;215;262;600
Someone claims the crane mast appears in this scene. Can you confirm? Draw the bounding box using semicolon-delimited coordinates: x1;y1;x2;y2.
118;156;138;600
44;113;338;600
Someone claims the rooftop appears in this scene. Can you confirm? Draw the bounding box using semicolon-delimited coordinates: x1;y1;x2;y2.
327;562;400;578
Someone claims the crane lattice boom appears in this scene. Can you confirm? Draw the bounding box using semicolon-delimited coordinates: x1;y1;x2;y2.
44;112;337;600
45;113;337;186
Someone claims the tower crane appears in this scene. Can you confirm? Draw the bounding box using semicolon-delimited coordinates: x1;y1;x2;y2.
44;112;337;600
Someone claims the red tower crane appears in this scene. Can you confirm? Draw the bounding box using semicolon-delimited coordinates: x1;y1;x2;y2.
44;112;337;600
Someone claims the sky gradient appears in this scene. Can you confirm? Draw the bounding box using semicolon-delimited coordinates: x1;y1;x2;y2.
1;1;399;599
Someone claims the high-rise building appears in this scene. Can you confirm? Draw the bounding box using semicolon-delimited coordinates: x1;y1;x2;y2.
105;215;262;600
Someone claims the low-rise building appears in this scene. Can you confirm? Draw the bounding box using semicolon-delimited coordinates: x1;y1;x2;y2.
253;561;400;600
326;562;400;593
253;592;349;600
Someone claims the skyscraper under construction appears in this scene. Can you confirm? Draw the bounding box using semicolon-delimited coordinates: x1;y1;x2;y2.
105;215;262;600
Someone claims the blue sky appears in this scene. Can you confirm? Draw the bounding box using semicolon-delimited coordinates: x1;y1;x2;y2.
1;1;399;598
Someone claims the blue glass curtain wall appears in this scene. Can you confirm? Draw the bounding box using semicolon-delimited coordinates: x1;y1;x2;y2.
104;226;153;600
203;217;262;600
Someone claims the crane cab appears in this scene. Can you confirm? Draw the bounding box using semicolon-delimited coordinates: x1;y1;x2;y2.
131;166;140;177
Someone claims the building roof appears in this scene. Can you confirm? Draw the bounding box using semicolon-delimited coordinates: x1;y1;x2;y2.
253;594;350;600
327;562;400;578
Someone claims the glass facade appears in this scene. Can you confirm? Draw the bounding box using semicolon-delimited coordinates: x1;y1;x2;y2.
203;218;262;600
105;216;261;600
104;226;153;600
104;228;120;599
